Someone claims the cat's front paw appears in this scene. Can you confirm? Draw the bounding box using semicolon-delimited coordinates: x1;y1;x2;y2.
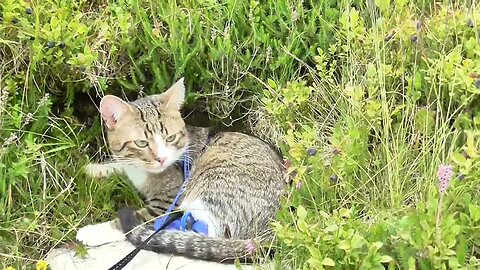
85;163;118;179
76;221;126;247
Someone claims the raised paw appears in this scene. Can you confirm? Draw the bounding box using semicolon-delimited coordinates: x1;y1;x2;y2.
76;221;126;247
85;163;118;179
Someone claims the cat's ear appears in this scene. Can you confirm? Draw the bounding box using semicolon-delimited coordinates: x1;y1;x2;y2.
99;95;132;129
155;77;185;111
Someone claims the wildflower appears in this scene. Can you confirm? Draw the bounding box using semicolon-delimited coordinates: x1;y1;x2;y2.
223;24;230;38
296;181;302;190
265;46;272;64
4;267;15;270
245;239;257;255
210;30;217;42
3;133;18;146
24;113;34;125
46;41;55;49
36;260;49;270
410;35;418;44
38;93;50;107
307;147;317;156
457;172;464;181
475;79;480;89
25;7;33;15
330;174;338;183
291;9;299;22
437;164;454;194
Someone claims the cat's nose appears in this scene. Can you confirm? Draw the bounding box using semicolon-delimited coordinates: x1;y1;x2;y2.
155;157;166;164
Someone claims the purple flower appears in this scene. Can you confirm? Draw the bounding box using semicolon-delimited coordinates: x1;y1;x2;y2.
437;164;454;194
411;35;418;44
245;239;256;255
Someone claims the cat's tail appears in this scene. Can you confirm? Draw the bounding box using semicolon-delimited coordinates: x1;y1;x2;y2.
118;207;262;263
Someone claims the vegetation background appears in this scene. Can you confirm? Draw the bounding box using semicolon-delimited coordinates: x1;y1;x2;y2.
1;0;479;269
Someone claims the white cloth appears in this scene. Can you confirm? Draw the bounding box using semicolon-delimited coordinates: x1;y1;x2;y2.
45;240;258;270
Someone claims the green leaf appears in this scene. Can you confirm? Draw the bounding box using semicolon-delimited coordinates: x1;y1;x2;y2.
267;79;277;89
351;233;365;250
339;208;350;218
324;224;338;233
451;152;467;166
395;0;408;8
338;240;350;251
408;257;416;270
322;257;335;266
456;233;467;265
366;63;376;78
379;255;393;263
370;241;384;252
469;204;480;222
298;219;308;232
297;205;307;220
307;257;323;268
448;256;461;268
307;245;322;258
374;0;391;12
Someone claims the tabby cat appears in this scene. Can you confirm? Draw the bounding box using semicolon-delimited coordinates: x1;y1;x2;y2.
76;78;287;263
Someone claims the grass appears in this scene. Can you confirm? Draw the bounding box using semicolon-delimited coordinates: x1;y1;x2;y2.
1;0;480;269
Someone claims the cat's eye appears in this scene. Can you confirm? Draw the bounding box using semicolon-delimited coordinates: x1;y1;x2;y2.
134;140;149;148
165;134;176;143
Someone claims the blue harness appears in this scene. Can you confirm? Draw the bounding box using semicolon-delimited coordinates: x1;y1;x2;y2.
152;145;209;235
107;137;211;270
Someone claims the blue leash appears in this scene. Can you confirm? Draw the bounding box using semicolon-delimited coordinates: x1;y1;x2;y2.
152;153;191;231
153;151;209;234
108;138;210;270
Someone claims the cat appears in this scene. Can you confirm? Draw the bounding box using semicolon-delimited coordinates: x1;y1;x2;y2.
76;78;288;263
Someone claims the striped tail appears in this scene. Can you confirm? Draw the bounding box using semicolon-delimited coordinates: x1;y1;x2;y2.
118;207;257;263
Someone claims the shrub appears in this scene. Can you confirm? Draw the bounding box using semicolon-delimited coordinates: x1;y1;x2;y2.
259;1;480;269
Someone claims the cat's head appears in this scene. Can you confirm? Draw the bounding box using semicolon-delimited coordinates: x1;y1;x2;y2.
98;78;188;173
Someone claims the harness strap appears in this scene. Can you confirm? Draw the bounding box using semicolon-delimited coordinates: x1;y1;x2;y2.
107;163;189;270
107;132;212;270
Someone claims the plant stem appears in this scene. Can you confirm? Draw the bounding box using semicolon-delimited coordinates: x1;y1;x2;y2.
435;193;444;247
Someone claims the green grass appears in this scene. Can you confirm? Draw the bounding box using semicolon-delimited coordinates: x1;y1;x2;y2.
1;0;480;269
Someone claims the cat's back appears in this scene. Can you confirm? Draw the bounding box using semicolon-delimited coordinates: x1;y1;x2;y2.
205;131;282;165
189;131;285;189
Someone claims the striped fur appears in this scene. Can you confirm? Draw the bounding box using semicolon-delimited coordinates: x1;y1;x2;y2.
82;78;287;262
